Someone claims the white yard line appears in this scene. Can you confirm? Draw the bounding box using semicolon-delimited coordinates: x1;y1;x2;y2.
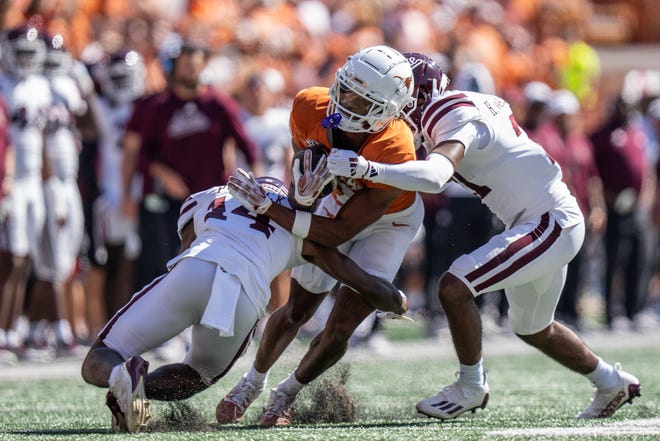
487;418;660;437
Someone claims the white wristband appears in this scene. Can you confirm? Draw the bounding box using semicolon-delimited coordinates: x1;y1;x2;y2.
291;210;312;238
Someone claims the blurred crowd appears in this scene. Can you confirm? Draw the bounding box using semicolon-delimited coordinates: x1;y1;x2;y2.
0;0;659;363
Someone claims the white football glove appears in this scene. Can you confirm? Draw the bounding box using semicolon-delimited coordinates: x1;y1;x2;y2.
227;168;272;214
292;149;334;207
327;148;375;180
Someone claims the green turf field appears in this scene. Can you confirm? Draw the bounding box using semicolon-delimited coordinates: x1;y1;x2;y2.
0;332;658;441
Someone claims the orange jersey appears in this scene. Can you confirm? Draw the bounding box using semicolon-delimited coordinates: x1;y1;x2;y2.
290;87;416;214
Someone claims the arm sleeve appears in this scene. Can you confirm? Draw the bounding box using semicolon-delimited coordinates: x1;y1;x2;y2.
369;152;455;194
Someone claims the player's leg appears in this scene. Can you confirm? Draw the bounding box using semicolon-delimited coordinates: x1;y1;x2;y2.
266;269;291;313
29;191;79;355
297;286;374;383
81;258;216;432
259;288;374;427
150;292;259;401
255;278;327;372
417;213;573;420
0;178;33;350
216;276;327;424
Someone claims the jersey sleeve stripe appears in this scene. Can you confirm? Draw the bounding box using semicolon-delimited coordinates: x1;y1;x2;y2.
420;93;468;127
423;101;477;135
179;199;198;216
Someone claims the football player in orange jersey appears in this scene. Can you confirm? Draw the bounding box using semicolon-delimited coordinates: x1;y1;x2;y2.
218;45;422;427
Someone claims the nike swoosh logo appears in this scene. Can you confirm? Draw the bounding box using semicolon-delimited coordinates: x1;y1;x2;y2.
391;221;409;227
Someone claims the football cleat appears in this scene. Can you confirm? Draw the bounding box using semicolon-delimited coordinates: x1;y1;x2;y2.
577;363;641;419
216;375;264;424
106;356;151;433
261;389;296;427
416;371;489;420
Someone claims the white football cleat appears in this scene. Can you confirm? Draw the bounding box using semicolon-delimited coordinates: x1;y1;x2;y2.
577;363;641;419
216;374;264;424
106;356;151;433
416;371;489;420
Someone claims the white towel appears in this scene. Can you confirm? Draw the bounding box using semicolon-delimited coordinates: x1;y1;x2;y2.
200;266;242;337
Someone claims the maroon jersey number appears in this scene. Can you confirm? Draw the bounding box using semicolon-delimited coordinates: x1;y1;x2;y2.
206;196;276;238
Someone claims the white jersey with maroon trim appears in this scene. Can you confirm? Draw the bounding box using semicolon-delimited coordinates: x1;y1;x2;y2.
421;90;583;229
45;74;85;180
169;185;306;316
0;72;51;177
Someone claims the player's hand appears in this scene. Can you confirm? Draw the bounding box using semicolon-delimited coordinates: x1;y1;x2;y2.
327;148;373;179
227;168;272;214
292;149;334;207
376;291;414;322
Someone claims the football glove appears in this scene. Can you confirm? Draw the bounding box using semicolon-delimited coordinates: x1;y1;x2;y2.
327;148;375;180
292;149;334;207
227;168;272;214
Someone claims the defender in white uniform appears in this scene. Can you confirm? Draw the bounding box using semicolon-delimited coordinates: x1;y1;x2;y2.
328;53;641;421
81;150;407;433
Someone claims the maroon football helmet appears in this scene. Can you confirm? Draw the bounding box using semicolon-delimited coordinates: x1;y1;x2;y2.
402;52;450;129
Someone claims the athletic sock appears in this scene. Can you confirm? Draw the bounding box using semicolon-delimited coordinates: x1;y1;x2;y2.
459;359;485;388
245;362;269;387
108;362;125;388
585;358;619;390
276;371;305;397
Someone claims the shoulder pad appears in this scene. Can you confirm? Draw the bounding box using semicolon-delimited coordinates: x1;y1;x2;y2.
177;186;221;237
421;92;479;140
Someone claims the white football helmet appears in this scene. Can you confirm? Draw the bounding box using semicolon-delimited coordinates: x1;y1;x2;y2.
328;45;414;133
0;26;47;78
99;50;146;104
43;34;72;78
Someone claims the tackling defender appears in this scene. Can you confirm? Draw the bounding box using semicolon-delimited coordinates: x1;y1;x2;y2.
327;52;641;420
80;146;406;433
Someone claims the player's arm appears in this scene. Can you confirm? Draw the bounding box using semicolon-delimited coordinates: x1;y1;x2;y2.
300;239;406;314
328;141;465;194
178;219;196;253
1;142;14;197
265;185;400;247
120;129;141;218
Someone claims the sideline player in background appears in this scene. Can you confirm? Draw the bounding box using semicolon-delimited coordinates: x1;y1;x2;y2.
84;49;146;338
22;33;92;357
0;25;52;356
80;146;407;433
327;52;641;420
217;45;422;427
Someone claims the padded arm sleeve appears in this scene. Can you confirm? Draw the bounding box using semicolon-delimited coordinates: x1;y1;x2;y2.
369;153;454;194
